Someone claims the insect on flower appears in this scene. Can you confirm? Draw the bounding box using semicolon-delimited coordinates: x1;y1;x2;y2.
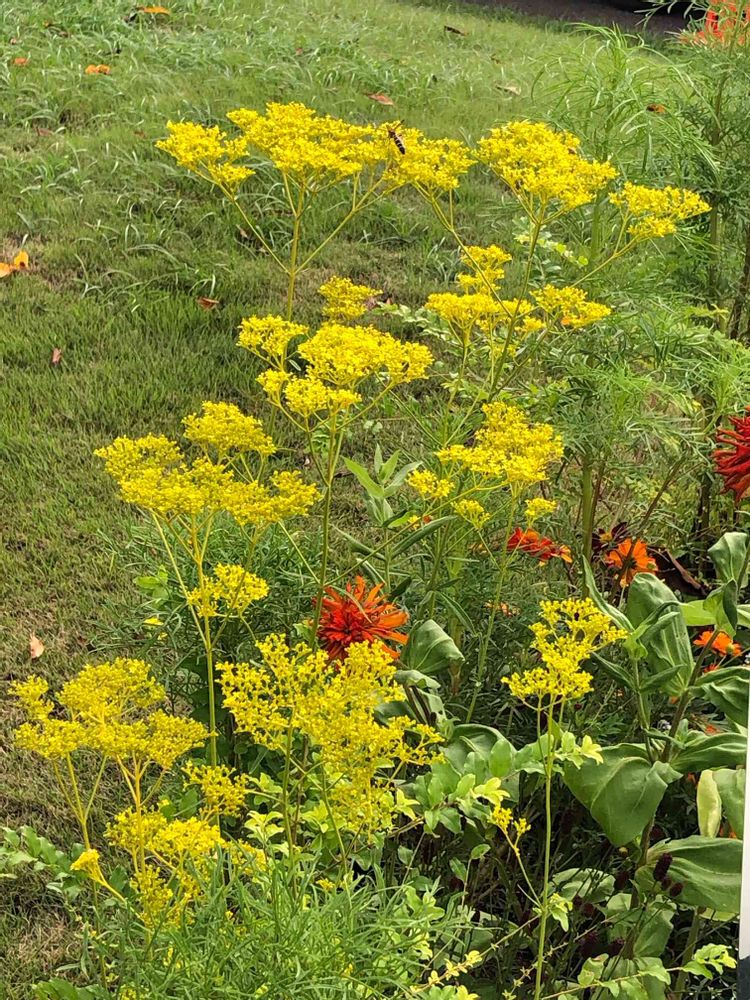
316;576;409;660
386;121;406;155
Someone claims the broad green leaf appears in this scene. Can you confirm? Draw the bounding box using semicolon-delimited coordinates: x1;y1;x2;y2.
696;665;750;725
605;892;675;957
648;836;742;913
580;956;670;1000
697;771;722;838
671;731;747;773
701;582;738;637
552;868;614;903
714;767;745;837
708;531;750;587
583;560;632;631
563;744;680;847
625;575;693;696
401;620;464;676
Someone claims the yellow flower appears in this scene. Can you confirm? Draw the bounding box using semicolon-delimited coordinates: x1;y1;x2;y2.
532;285;611;329
282;377;361;420
382;123;475;193
228;102;384;187
59;658;165;722
187;564;269;618
299;322;432;387
425;292;509;344
504;598;625;706
457;244;512;291
610;182;710;240
238;315;308;361
452;498;490;530
156;121;253;193
477;121;617;212
525;497;557;523
183;762;250;818
70;848;107;887
437;402;562;486
408;468;455;500
10;676;52;722
183;402;275;456
319;276;381;322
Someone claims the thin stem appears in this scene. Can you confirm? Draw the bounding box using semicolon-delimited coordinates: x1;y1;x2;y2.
533;703;556;1000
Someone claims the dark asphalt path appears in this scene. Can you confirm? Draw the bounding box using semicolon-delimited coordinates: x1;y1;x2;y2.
468;0;688;32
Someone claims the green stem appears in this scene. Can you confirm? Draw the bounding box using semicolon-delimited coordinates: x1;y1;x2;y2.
673;910;703;997
533;704;556;1000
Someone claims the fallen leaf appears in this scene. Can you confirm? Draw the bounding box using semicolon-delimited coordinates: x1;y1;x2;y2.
647;103;667;114
35;126;53;136
29;634;45;660
295;46;304;55
197;296;220;310
51;347;63;366
0;250;29;277
498;83;522;96
444;24;467;35
12;56;28;66
85;64;111;75
133;129;147;138
10;37;19;44
366;92;394;106
137;4;170;12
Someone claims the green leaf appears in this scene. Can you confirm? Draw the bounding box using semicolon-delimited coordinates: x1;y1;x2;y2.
696;665;749;725
702;582;739;637
563;744;679;847
714;768;745;838
579;956;670;999
401;620;464;676
683;943;737;978
552;868;614;903
605;892;675;957
697;771;722;838
443;725;513;775
671;731;747;773
625;575;693;696
708;531;750;587
394;669;441;690
583;560;632;632
648;836;742;913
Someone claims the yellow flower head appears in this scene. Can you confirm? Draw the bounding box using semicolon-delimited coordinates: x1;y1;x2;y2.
282;377;361;420
533;285;611;329
70;848;108;887
319;276;382;322
610;182;710;240
228;102;383;186
238;315;308;361
437;402;563;486
478;121;617;211
183;761;250;818
425;292;508;342
383;123;475;193
525;497;557;523
59;658;165;723
157;121;253;192
10;675;52;722
452;498;490;530
457;244;512;291
183;402;275;456
408;468;455;500
504;598;625;706
299;322;432;387
187;563;269;618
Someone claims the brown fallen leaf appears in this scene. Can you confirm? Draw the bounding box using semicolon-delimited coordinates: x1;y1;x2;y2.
444;24;467;35
10;37;19;44
35;126;53;136
197;296;220;310
498;83;522;96
647;103;667;114
294;46;304;55
85;64;111;75
12;56;28;66
51;347;63;366
366;92;394;106
133;129;147;138
29;634;45;660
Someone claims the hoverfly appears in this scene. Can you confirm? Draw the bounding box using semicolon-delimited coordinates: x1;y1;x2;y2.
386;121;406;156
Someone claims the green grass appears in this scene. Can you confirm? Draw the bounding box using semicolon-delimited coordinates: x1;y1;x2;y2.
0;0;692;990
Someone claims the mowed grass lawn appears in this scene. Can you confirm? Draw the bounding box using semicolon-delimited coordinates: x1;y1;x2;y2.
0;0;684;988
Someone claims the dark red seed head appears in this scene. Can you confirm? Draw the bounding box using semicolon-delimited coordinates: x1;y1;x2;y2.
653;852;672;881
607;938;625;957
670;882;684;898
614;869;630;891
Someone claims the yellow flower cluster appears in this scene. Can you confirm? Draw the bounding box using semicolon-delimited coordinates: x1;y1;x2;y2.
477;122;617;212
610;182;710;240
458;244;512;291
319;275;381;321
533;285;611;329
300;322;432;386
156;121;253;193
383;123;475;193
504;598;625;706
228;102;384;187
525;497;557;523
187;563;269;618
183;402;275;456
437;402;563;486
96;436;318;524
491;804;531;854
238;315;308;361
425;292;510;345
408;468;456;500
13;660;206;767
281;376;362;419
452;498;490;530
219;636;441;830
183;761;250;818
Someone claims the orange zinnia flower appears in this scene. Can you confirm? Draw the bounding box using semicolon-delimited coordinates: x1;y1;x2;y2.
506;527;572;564
317;576;409;660
714;407;750;501
693;630;742;658
604;538;657;587
686;2;750;45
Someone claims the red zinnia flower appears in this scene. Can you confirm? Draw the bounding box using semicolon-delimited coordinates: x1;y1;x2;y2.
317;576;409;660
604;538;657;587
714;406;750;501
693;629;742;658
506;527;572;564
686;2;750;45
